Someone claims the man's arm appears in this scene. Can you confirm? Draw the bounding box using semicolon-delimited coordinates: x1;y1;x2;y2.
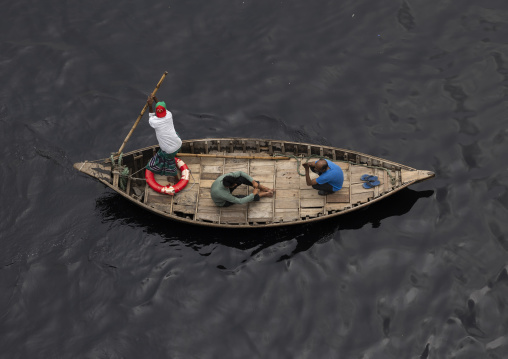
302;163;318;186
147;96;154;113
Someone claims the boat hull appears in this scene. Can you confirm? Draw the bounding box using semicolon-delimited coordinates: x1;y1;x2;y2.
73;138;435;228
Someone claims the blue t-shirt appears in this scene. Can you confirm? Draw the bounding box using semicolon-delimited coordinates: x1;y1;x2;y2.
315;159;344;191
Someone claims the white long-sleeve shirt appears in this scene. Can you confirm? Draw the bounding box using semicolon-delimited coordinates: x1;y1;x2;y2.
148;111;182;153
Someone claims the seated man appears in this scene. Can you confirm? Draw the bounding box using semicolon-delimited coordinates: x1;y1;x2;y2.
211;171;273;207
302;159;344;195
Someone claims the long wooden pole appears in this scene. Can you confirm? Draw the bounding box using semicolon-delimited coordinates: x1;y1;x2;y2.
116;71;169;156
176;153;291;160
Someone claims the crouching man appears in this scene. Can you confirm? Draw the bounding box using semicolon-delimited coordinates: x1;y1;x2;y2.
211;171;274;207
302;159;344;195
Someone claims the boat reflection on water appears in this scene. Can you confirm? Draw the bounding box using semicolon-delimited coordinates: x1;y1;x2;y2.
95;187;434;258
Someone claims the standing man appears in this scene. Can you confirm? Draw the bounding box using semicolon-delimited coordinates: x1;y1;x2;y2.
146;95;182;184
211;171;274;207
302;159;344;195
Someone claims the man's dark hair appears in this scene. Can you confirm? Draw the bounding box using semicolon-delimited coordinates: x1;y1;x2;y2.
222;176;236;187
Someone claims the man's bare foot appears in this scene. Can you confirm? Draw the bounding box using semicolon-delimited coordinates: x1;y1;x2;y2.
260;191;274;198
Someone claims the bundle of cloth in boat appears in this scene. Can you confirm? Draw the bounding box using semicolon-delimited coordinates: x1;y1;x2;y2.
145;96;182;183
361;174;380;189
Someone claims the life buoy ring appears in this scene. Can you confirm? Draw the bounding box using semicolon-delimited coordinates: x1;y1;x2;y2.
145;157;189;196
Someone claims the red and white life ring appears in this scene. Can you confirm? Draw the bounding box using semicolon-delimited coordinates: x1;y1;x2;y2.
145;157;189;196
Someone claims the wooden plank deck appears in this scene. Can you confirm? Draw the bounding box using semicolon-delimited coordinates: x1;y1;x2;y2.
142;155;402;224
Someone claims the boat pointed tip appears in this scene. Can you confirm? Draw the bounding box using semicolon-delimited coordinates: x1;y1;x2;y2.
401;168;435;184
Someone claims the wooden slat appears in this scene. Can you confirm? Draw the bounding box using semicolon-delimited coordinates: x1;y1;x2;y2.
275;198;299;209
333;162;350;171
200;173;221;180
196;212;220;223
326;187;350;203
146;190;172;204
250;173;275;183
199;188;212;199
173;188;198;207
276;171;300;189
201;165;223;173
250;168;275;176
200;180;215;188
301;198;325;208
187;163;201;173
200;158;224;166
248;202;273;220
220;206;247;224
275;159;299;171
274;209;299;222
383;169;390;193
300;189;322;199
149;203;172;213
198;198;216;207
299;173;317;189
351;183;374;194
351;192;373;204
178;156;201;164
172;205;195;214
224;163;249;173
276;189;299;199
325;203;350;212
350;166;374;183
300;208;323;218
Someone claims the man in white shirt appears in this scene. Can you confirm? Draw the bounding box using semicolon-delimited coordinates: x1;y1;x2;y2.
145;95;182;183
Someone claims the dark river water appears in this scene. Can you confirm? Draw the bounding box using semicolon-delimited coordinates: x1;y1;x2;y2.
2;0;508;358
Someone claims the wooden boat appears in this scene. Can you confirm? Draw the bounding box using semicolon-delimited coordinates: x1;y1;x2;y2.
73;138;435;228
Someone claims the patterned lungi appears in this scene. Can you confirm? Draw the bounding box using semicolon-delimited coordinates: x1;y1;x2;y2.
145;148;180;176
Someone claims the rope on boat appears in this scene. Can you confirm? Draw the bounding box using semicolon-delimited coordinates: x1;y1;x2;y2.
272;153;396;185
